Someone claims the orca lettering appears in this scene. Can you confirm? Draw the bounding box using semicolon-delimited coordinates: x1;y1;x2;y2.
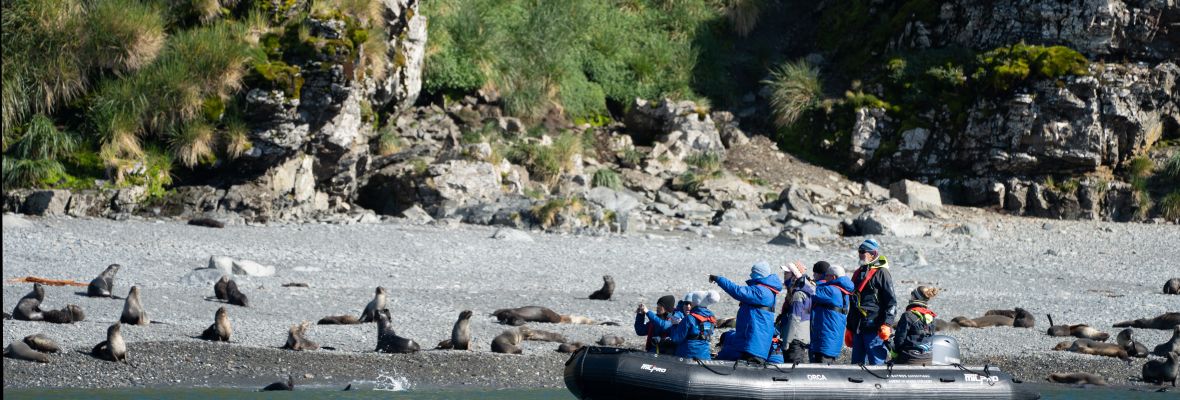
806;374;828;381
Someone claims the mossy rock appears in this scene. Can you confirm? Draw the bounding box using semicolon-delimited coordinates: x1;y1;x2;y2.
249;60;304;99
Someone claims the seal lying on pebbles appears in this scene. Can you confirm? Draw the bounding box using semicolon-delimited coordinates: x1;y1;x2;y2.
1115;312;1180;330
13;283;45;321
1054;339;1129;361
4;340;49;363
436;310;473;350
200;307;232;342
1164;278;1179;295
188;217;225;228
491;328;524;354
261;375;294;391
1048;372;1108;386
87;264;120;298
522;327;566;343
493;306;599;326
982;308;1035;328
951;315;1014;328
1045;315;1110;341
557;342;585;353
588;275;614;300
1154;327;1180;357
318;315;361;325
1118;328;1150;358
359;287;388;323
23;334;60;353
91;323;127;362
121;286;150;325
283;321;319;351
375;309;419;353
933;319;960;332
41;304;85;324
1142;351;1178;386
597;334;625;346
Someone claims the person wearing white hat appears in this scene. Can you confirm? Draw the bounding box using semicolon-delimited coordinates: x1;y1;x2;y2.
669;290;720;360
775;261;815;363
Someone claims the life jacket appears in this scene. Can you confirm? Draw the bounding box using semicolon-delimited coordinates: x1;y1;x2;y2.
689;311;716;341
907;305;936;324
645;314;675;352
744;283;780;313
852;258;887;317
816;280;850;315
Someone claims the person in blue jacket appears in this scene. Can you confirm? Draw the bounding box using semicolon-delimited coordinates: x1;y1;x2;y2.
809;261;854;363
669;290;720;360
710;261;783;362
634;295;679;354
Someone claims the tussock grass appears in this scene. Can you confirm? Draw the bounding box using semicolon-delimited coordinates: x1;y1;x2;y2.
723;0;762;37
87;0;166;72
592;168;622;190
169;121;216;167
764;60;823;128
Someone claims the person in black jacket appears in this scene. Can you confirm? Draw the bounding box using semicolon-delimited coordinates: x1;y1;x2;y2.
892;286;940;365
846;239;897;365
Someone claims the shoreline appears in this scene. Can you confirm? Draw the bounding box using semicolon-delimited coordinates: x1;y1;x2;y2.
4;214;1178;390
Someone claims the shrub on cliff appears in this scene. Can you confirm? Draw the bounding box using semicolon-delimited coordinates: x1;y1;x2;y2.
973;43;1089;92
764;60;823;129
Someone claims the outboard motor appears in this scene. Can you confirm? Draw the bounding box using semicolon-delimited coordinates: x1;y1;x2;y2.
930;335;962;365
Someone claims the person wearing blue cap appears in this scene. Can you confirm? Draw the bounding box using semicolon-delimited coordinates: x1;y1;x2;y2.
709;261;783;362
846;238;897;365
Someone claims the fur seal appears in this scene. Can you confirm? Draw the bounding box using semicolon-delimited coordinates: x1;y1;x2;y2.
214;276;230;301
557;342;585;353
5;340;49;363
1142;351;1178;387
1117;328;1150;358
1045;315;1109;340
23;334;60;353
718;317;737;329
42;304;85;324
359;287;388;323
318;315;361;325
375;309;420;353
200;307;232;342
1054;338;1129;361
934;319;960;332
983;308;1035;328
491;328;524;354
91;323;128;362
1154;326;1180;357
597;334;625;346
951;315;1013;328
120;286;150;325
448;310;473;350
262;375;294;391
87;264;120;297
522;327;567;343
1048;372;1107;386
283;321;319;351
13;283;45;321
1165;278;1180;295
493;306;562;325
224;279;249;307
1114;312;1180;330
588;275;614;300
188;217;225;228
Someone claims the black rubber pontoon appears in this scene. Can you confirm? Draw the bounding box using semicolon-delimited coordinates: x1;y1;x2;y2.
564;346;1040;400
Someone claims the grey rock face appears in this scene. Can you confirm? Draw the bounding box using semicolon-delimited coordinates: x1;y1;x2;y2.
889;180;943;216
853;199;926;237
22;190;71;216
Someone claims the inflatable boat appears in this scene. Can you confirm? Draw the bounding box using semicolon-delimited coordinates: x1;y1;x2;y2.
564;336;1040;400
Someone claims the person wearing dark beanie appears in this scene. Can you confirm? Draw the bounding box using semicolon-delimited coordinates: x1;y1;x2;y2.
635;294;682;354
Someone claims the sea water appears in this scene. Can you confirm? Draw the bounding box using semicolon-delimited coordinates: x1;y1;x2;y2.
3;386;1176;399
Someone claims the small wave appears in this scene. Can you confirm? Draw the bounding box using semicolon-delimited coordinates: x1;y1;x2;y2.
372;371;410;392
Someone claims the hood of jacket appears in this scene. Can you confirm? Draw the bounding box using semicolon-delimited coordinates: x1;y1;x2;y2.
745;272;784;291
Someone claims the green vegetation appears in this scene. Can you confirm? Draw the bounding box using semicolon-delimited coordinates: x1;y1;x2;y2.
972;44;1089;92
531;196;583;228
764;60;822;129
1127;156;1155;178
1165;153;1180;182
1160;191;1180;221
591;168;622;190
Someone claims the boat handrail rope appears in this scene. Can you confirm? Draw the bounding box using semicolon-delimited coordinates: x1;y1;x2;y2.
859;363;890;380
766;362;797;375
693;358;738;376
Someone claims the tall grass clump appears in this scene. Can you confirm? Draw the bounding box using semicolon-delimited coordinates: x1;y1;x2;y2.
763;60;823;128
1;0;88;133
1160;191;1180;221
2;114;76;187
723;0;763;37
1162;153;1180;182
87;0;166;73
591;168;622;190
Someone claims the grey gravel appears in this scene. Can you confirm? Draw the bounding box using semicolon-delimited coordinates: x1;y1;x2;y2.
3;213;1179;389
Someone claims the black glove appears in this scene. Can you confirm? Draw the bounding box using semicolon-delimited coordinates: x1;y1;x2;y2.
708;275;718;283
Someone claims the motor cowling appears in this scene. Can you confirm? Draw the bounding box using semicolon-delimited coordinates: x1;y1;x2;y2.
930;335;961;365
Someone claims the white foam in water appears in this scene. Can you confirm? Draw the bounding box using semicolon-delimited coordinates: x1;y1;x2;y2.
373;371;411;392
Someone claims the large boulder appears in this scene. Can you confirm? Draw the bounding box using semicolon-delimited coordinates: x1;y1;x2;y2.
584;187;642;216
422;160;503;214
22;190;71;216
889;180;943;216
625;98;726;154
853;199;926;236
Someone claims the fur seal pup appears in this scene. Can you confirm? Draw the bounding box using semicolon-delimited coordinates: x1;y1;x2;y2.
491;328;524;354
120;286;150;325
449;310;472;350
557;342;585;353
982;308;1035;328
318;315;361;325
597;334;625;346
1118;328;1150;358
522;327;566;343
188;217;225;228
200;307;232;342
1142;351;1178;387
283;321;319;351
1165;278;1180;295
359;287;388;323
375;310;420;353
42;304;85;324
87;264;120;297
934;319;960;332
1048;372;1107;386
588;275;614;300
262;375;294;391
4;340;49;363
224;279;249;307
13;283;45;321
1115;312;1180;330
1154;327;1180;357
23;334;60;353
214;276;230;301
91;323;128;362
